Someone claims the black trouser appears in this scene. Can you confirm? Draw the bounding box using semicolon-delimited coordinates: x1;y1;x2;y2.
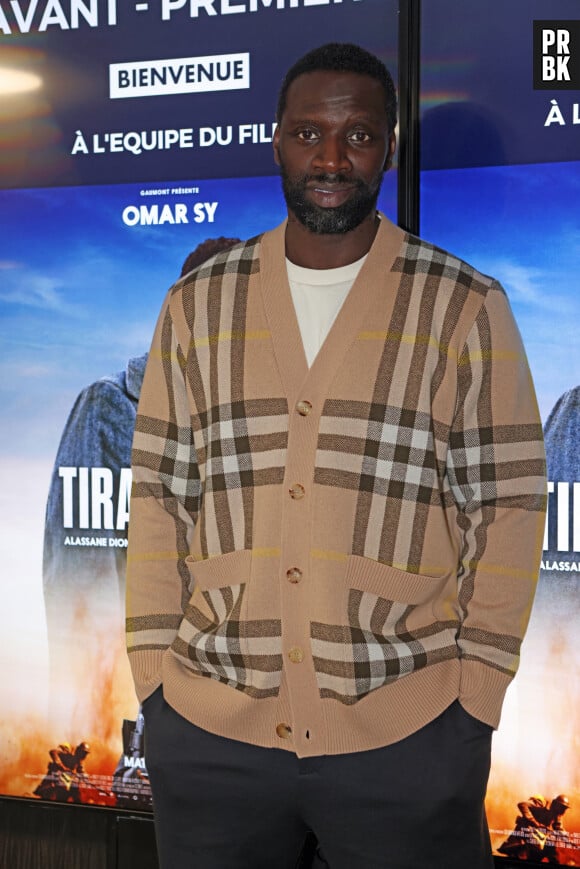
142;688;494;869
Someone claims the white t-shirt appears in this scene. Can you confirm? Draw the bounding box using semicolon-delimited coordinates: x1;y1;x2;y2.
286;254;367;367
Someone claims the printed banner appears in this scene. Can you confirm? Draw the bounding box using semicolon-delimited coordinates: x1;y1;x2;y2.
0;0;398;812
0;173;397;808
4;2;579;866
0;0;397;188
420;160;580;864
421;0;580;863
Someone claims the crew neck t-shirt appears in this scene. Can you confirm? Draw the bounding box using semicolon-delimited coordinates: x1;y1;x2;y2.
286;254;367;368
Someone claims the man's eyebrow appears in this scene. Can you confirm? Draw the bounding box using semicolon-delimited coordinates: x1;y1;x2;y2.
284;110;385;124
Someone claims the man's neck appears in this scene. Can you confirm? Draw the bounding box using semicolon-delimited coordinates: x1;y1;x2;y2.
284;210;379;269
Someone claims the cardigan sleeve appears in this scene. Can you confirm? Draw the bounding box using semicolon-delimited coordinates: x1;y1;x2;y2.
126;291;201;703
446;282;547;728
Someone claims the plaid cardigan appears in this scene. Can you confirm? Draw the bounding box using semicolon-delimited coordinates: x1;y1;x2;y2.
126;215;546;758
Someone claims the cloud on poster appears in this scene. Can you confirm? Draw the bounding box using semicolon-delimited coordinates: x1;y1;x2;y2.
0;272;75;314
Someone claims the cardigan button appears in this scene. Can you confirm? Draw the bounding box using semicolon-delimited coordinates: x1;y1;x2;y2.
296;399;313;416
289;484;305;500
288;647;304;664
286;567;303;583
276;723;292;739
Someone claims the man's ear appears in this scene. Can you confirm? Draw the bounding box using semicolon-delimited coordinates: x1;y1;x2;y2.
384;132;397;170
273;125;281;167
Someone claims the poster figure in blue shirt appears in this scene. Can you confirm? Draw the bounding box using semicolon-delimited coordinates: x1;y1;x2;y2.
541;386;580;573
544;386;580;492
40;238;240;808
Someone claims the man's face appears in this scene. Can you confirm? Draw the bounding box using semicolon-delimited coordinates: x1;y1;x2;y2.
273;70;395;235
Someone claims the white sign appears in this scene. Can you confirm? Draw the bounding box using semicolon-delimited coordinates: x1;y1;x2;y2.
110;52;250;99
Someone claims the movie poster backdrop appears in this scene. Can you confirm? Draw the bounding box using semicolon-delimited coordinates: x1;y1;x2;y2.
0;0;398;811
3;3;577;864
421;1;580;864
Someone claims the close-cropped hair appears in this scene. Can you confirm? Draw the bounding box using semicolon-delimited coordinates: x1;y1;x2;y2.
276;42;397;134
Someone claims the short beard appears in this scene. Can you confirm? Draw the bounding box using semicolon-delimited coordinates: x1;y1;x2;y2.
279;166;383;235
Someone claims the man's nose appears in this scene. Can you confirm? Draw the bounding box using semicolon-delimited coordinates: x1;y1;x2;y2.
312;135;351;174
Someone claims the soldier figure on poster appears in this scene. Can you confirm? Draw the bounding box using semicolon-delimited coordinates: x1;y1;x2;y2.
498;794;572;863
34;741;91;803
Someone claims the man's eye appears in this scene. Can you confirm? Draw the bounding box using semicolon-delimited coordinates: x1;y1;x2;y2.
349;130;372;143
297;129;318;141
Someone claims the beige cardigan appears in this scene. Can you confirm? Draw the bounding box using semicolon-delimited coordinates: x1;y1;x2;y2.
126;215;546;758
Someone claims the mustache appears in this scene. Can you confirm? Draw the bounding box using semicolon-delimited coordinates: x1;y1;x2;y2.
304;173;364;187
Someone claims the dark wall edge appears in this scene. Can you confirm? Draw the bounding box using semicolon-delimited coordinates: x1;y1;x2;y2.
397;0;421;234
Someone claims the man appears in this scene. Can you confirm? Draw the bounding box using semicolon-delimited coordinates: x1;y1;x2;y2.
126;43;546;868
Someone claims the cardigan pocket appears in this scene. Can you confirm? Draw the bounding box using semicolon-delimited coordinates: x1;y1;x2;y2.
170;550;283;699
310;554;460;705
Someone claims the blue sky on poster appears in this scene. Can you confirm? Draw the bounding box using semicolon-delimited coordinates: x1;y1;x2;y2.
0;172;397;458
0;175;278;457
0;161;577;457
421;160;580;423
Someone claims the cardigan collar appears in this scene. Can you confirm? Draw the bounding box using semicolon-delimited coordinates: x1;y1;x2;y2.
259;213;406;409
